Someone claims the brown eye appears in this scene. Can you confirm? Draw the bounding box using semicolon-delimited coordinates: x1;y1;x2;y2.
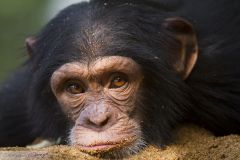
110;75;128;89
65;81;84;94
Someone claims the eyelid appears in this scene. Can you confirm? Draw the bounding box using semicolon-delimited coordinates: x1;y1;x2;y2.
54;77;86;94
108;72;129;89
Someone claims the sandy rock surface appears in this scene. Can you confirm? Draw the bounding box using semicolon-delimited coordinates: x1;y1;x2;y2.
0;125;240;160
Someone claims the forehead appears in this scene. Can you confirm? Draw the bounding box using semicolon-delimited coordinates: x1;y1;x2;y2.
69;4;142;59
74;23;128;59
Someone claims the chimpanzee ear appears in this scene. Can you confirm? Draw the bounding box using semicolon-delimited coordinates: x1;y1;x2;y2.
25;36;37;57
163;17;198;79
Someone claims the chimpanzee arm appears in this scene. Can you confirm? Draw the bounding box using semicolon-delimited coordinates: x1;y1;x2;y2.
0;66;36;146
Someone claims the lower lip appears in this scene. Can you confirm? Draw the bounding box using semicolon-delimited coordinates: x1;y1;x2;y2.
77;138;137;153
82;144;116;149
78;144;121;153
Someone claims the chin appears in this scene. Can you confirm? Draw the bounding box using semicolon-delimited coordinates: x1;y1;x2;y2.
74;137;146;159
69;127;146;159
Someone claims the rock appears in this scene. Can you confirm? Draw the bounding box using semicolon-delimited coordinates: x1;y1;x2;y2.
0;125;240;160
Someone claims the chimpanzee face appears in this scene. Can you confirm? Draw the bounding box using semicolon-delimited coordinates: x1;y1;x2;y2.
51;56;145;156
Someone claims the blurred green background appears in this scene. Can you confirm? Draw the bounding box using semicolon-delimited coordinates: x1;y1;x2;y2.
0;1;47;82
0;0;84;82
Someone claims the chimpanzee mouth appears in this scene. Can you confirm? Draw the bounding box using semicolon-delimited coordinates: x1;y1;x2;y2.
76;138;138;154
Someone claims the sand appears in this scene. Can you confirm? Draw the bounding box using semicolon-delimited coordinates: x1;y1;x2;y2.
0;125;240;160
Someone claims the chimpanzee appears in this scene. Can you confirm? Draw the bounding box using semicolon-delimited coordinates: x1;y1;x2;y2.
1;0;240;158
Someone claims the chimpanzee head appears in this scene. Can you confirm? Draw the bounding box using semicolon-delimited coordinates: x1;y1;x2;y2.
26;0;198;158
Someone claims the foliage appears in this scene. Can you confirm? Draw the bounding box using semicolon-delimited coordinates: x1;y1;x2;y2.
0;0;47;81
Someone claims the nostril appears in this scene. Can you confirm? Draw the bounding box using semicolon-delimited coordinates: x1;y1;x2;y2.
99;117;109;127
86;119;96;127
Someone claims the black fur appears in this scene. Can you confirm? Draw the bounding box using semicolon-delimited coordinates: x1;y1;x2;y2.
1;0;240;149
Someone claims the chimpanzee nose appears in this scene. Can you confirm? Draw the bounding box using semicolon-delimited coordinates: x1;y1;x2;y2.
86;113;111;128
78;104;114;131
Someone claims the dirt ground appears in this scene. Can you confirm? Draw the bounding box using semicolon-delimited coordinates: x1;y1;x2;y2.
0;125;240;160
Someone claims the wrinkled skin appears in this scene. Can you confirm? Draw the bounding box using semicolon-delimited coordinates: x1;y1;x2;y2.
51;56;145;155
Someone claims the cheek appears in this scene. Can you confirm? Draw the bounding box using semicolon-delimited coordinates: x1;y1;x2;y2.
105;85;140;112
54;94;85;120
